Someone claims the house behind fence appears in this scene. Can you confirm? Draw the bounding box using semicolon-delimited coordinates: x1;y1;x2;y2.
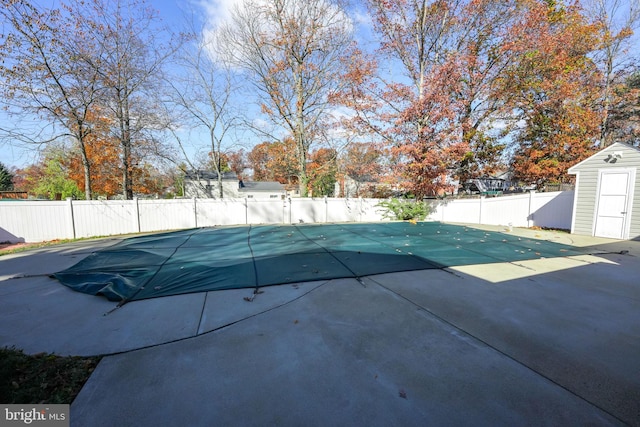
183;170;286;199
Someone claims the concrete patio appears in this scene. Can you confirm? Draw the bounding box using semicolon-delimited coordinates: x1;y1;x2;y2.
0;224;638;426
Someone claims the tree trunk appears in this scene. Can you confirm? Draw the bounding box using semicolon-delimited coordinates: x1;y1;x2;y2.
120;90;134;200
600;55;613;147
295;61;308;197
122;140;133;199
298;152;308;197
78;138;92;200
214;134;224;198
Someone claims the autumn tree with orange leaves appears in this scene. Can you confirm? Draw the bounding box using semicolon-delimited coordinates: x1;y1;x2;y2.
225;149;250;178
339;0;533;197
507;0;603;185
248;141;337;195
336;142;386;197
66;133;121;197
341;0;459;197
307;148;338;196
65;138;169;198
13;125;168;199
248;138;299;186
337;0;620;193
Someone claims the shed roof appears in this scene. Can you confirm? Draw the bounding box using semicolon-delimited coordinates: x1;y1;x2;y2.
568;142;640;173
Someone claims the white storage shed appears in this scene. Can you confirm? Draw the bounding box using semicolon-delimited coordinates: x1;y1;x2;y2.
568;142;640;240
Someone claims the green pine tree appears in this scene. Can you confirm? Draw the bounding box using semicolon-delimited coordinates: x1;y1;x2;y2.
0;162;14;191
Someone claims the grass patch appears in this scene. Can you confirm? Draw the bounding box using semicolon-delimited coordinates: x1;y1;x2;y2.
0;240;78;257
0;347;101;404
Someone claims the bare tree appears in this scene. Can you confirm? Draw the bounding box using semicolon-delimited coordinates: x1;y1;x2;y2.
216;0;355;196
0;0;105;199
84;0;180;199
166;19;239;198
585;0;640;145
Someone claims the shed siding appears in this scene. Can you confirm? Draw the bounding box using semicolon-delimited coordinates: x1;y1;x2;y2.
569;143;640;239
572;171;598;235
631;175;640;238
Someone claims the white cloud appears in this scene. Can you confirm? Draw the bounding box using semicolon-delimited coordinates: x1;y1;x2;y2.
195;0;242;30
352;9;372;27
196;0;356;68
251;117;270;129
197;0;354;36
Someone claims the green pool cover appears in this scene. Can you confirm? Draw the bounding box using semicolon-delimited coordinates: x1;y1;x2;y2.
54;222;586;302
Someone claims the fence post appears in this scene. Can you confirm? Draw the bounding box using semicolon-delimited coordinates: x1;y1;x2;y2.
134;197;141;233
244;197;248;224
479;196;484;224
67;198;76;239
282;197;286;224
193;197;198;228
527;191;535;228
324;196;328;223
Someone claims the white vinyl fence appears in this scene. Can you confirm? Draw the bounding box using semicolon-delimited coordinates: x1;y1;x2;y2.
0;192;573;243
427;191;574;230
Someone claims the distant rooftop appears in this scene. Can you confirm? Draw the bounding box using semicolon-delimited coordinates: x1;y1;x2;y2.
184;170;238;180
239;181;285;192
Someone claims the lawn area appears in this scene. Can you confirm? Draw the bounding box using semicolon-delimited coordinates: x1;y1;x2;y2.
1;240;104;404
0;347;101;404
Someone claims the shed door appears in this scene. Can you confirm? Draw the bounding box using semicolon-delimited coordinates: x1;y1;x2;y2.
594;170;634;239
